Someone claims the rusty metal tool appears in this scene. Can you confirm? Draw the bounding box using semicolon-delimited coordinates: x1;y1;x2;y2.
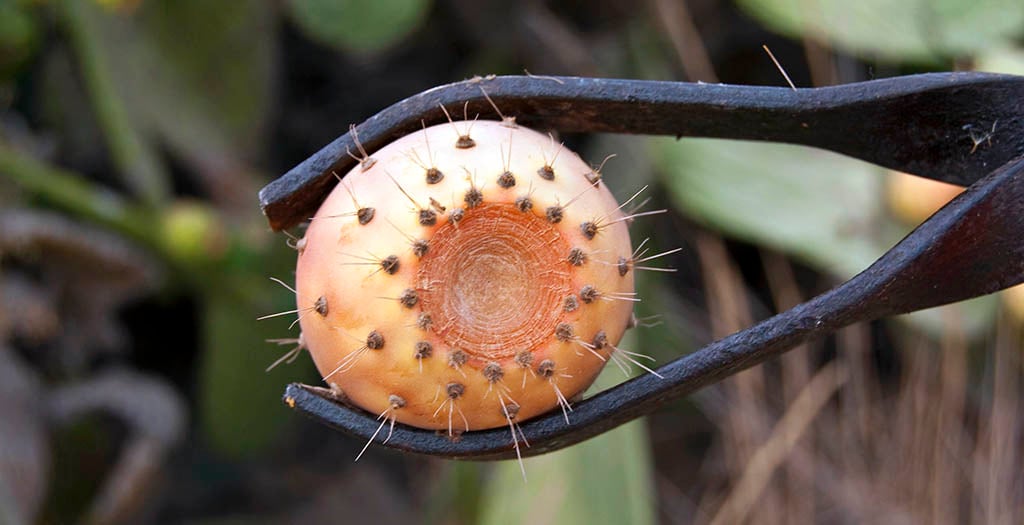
263;72;1024;459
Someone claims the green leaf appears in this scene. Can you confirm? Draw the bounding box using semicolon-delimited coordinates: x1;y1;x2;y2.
654;137;886;277
63;0;274;202
478;347;656;525
61;0;171;206
198;283;314;458
736;0;1024;62
652;136;998;337
0;0;40;79
135;0;275;154
286;0;431;54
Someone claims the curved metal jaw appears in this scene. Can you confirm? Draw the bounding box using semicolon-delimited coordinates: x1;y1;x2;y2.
262;73;1024;460
261;72;1024;231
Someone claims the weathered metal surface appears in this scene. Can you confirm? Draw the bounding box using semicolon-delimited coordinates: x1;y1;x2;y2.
261;72;1024;231
267;73;1024;460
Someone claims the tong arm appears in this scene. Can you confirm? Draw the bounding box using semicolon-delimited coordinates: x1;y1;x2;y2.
261;72;1024;230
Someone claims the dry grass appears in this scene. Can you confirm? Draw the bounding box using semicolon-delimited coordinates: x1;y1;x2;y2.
670;232;1023;525
649;10;1023;519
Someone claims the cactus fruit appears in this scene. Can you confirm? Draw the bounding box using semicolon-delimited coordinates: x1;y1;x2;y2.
287;118;659;440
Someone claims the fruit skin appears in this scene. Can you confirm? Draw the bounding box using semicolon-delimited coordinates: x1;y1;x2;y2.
295;120;635;431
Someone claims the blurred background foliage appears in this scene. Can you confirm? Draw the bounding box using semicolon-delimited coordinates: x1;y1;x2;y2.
1;0;1022;524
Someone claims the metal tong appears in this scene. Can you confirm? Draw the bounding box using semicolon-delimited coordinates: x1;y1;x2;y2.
261;72;1024;460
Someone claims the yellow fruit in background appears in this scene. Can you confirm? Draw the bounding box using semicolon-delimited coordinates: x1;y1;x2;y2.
161;200;228;264
1005;283;1024;323
886;170;964;225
